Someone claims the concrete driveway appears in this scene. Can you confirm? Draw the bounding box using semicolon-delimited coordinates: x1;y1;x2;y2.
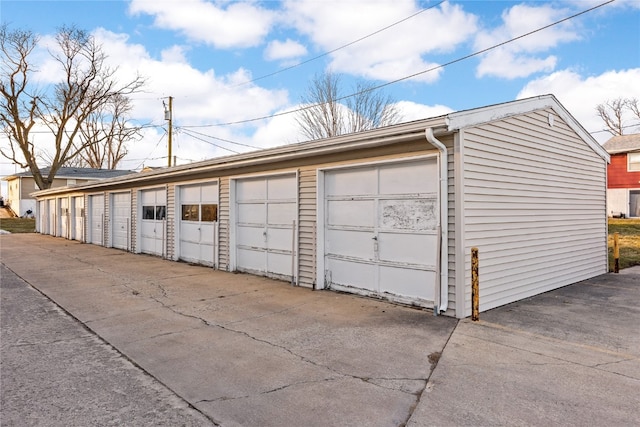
1;234;639;426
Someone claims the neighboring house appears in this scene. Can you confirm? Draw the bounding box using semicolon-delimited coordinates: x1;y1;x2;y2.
2;167;134;217
603;133;640;217
32;95;610;318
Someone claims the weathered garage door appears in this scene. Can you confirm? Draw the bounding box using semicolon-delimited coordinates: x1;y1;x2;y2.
234;174;297;281
323;159;439;306
110;192;131;250
178;182;218;266
71;196;84;241
38;200;48;234
48;199;56;236
88;194;104;245
140;188;167;256
59;197;69;239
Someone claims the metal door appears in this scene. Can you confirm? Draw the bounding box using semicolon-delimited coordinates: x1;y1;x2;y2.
178;182;218;266
59;197;69;239
48;199;56;236
71;196;84;241
234;174;297;281
323;159;439;304
110;192;131;250
88;195;104;245
140;188;167;256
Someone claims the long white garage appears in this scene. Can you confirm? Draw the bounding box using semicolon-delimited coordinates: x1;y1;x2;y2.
232;173;297;282
177;182;218;266
139;188;167;257
320;158;440;307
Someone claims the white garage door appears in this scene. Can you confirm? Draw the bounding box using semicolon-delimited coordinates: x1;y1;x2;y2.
38;200;48;234
59;197;69;239
48;199;56;236
140;188;167;256
110;192;131;250
178;182;218;266
89;195;104;245
71;196;84;241
323;159;439;305
234;174;297;281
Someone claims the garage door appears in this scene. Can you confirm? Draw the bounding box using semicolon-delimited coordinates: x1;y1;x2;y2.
323;159;439;305
48;199;56;236
59;197;69;239
71;196;84;241
140;188;166;256
88;195;104;245
110;192;131;250
178;182;218;266
38;200;48;234
234;174;297;281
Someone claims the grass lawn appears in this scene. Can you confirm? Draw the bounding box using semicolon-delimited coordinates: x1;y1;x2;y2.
0;217;36;233
608;218;640;271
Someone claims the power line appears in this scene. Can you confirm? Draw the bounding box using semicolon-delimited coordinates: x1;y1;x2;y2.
182;0;616;130
178;127;260;149
232;1;444;88
180;129;239;154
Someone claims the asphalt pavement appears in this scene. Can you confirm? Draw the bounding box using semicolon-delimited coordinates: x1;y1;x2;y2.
1;233;639;426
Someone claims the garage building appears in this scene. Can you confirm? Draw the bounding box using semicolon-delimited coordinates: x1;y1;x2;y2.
32;95;610;318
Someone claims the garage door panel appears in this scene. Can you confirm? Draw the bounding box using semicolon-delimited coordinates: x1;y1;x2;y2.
379;266;435;301
237;178;266;200
378;233;437;265
238;203;266;224
238;225;266;249
237;248;265;272
111;193;130;250
267;202;296;225
326;229;374;259
199;184;218;203
266;227;294;252
327;257;377;290
379;160;438;194
267;175;297;198
379;198;438;231
328;200;375;227
326;168;377;196
266;252;292;276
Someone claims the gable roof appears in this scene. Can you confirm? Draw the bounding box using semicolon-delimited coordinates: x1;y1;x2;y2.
602;133;640;154
32;95;607;197
3;167;134;181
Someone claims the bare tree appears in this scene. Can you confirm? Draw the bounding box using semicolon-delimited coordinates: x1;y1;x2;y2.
596;97;640;136
0;25;145;189
296;71;402;141
71;94;141;169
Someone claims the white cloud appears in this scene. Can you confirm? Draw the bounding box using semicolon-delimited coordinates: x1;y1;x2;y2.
475;4;580;79
394;101;453;122
283;0;477;83
264;39;307;62
128;0;276;49
517;68;640;142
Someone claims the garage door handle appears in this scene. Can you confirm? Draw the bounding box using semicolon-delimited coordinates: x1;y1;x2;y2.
372;236;377;240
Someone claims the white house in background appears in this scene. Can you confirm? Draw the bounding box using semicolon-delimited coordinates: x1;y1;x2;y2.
2;167;134;217
32;95;610;318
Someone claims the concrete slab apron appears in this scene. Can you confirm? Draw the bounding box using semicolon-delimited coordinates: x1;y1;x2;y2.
0;235;457;426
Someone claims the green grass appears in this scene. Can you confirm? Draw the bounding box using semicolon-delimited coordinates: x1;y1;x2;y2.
608;218;640;271
0;217;36;233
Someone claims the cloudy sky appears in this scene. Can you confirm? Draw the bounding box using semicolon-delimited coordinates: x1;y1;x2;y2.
1;0;639;185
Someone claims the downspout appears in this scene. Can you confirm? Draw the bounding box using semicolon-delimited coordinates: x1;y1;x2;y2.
425;128;449;315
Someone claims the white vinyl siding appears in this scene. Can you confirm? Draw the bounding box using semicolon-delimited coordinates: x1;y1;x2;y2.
298;168;317;288
219;178;230;271
461;109;607;314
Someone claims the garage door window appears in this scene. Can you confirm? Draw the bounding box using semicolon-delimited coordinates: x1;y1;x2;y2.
201;204;217;222
144;205;167;220
182;204;199;221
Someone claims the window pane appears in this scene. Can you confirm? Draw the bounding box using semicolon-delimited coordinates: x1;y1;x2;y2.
629;153;640;171
182;204;199;221
143;206;155;219
201;204;218;222
156;205;166;220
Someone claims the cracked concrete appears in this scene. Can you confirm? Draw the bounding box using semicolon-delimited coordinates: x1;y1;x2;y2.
2;234;639;426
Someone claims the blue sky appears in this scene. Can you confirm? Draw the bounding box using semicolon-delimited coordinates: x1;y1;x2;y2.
1;0;639;186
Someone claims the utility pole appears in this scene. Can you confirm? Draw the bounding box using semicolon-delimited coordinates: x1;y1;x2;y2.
164;96;173;167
